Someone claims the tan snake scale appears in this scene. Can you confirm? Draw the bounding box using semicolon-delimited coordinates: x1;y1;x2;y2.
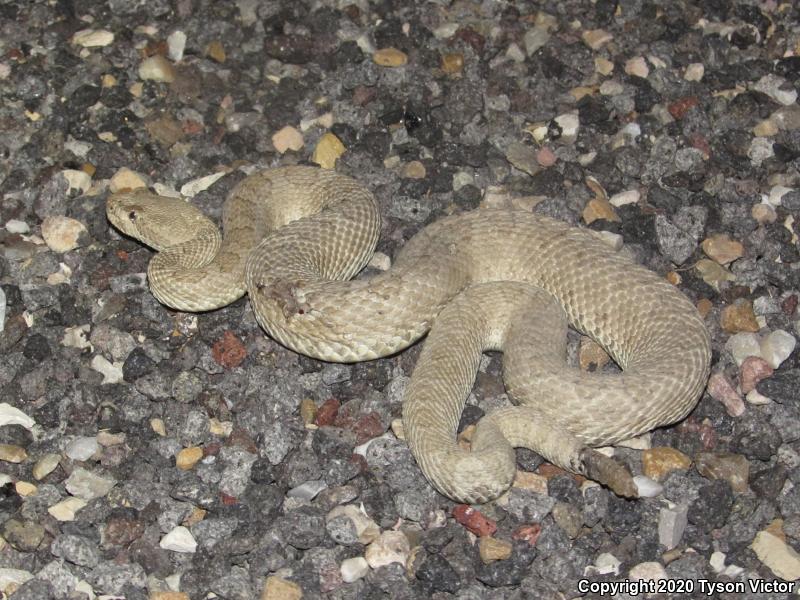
107;166;711;503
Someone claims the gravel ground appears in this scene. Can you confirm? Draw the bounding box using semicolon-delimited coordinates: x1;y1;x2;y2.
1;1;800;598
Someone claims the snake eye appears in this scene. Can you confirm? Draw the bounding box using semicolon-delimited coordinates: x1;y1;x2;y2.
128;210;137;222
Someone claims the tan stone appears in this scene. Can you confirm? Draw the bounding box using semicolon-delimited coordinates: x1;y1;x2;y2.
751;529;800;581
176;447;203;470
695;452;749;493
582;198;621;224
441;52;464;74
109;167;147;193
695;259;735;291
262;576;303;600
373;48;408;67
595;57;614;75
206;40;226;63
701;234;744;265
139;55;175;83
403;160;427;179
512;470;548;494
579;337;610;371
33;453;61;480
721;300;760;333
0;444;27;463
299;398;317;426
642;447;692;481
312;133;346;169
15;481;36;496
150;592;190;600
41;216;87;253
582;29;613;50
478;537;513;563
272;126;304;153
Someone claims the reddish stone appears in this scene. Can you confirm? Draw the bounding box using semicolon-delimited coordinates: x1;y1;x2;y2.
699;422;717;450
203;442;221;457
512;523;542;546
182;119;204;135
707;372;745;417
315;398;341;426
453;27;485;53
220;492;238;506
782;294;798;316
116;249;129;261
536;146;557;167
350;412;386;444
211;331;247;369
453;505;497;537
740;356;774;394
349;453;369;472
668;96;699;120
225;428;258;454
102;515;145;548
535;463;567;479
689;133;711;157
353;85;377;106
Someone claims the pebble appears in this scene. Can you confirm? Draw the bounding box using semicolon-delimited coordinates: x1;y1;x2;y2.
2;520;44;552
364;531;410;569
206;40;226;63
760;330;796;369
707;372;746;417
642;447;691;480
33;453;61;480
629;561;667;582
109;167;147;192
588;553;621;576
595;57;614;75
767;185;794;207
634;476;663;498
176;446;203;470
47;497;87;521
683;63;704;81
403;160;426;179
695;259;735;290
609;189;640;207
695;452;749;492
751;528;800;580
372;47;407;67
5;219;29;234
624;56;649;78
287;480;327;500
61;169;92;193
513;471;549;494
535;146;556;167
64;436;99;461
0;444;27;463
505;142;539;176
326;505;380;544
261;576;303;600
721;300;760;333
139;55;176;83
159;526;197;553
754;119;779;137
524;27;550;55
740;356;773;394
753;74;798;106
41;216;87;253
272;125;304;153
453;504;497;537
659;502;688;551
554;113;580;138
749;136;775;166
312;132;346;169
701;234;744;265
552;502;583;538
440;52;464;74
152;593;190;600
582;198;620;224
0;403;35;429
340;556;369;583
15;482;35;497
725;332;762;366
751;202;777;224
167;30;187;62
582;29;613;50
579;337;610;371
180;171;227;197
91;355;124;384
478;537;513;563
71;29;114;47
64;466;116;500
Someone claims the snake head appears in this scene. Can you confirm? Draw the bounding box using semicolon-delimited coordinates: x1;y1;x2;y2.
106;189;215;251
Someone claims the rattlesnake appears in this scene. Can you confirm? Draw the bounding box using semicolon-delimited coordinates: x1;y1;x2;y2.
107;166;711;503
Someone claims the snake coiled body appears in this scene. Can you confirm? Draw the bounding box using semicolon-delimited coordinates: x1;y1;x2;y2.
107;166;711;503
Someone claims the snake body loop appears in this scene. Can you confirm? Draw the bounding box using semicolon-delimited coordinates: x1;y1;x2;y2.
107;166;711;503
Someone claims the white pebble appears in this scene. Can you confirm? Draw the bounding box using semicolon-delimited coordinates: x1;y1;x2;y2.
767;185;794;207
41;216;87;253
287;480;327;501
5;219;30;234
179;171;227;197
629;561;667;582
0;568;34;591
48;497;87;521
64;436;99;462
554;113;580;138
633;475;663;498
754;74;798;106
594;552;621;576
61;169;92;194
90;355;124;384
760;330;796;369
684;63;704;81
65;467;116;500
340;556;370;583
0;403;35;429
167;30;187;62
365;531;410;569
138;55;176;83
160;526;197;553
746;389;771;405
725;332;762;366
71;29;114;48
609;189;640;207
658;503;688;550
